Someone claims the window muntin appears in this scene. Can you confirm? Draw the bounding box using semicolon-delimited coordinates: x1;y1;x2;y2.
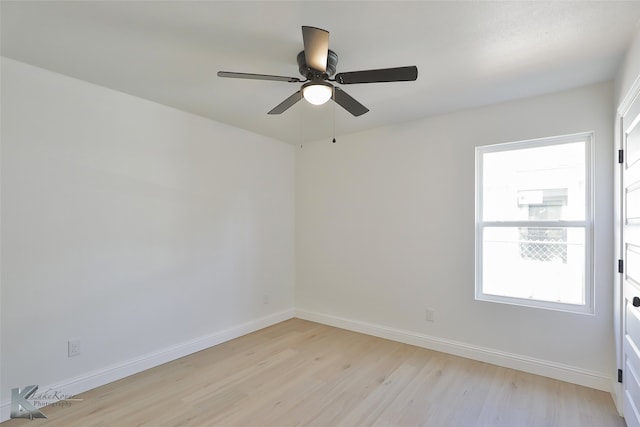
475;134;593;313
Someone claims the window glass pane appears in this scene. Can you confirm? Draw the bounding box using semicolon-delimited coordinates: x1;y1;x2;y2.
482;227;585;305
482;142;585;221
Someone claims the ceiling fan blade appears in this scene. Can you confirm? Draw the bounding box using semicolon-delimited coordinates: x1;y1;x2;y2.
332;87;369;117
335;66;418;84
302;26;329;72
218;71;301;83
268;91;302;114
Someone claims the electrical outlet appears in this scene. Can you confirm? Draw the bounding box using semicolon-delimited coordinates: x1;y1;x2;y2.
425;308;435;322
262;294;269;305
68;339;81;357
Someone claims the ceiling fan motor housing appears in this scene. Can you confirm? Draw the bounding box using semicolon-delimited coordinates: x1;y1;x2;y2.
297;49;338;79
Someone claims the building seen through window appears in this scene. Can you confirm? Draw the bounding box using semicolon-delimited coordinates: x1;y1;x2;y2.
476;134;592;312
518;189;568;263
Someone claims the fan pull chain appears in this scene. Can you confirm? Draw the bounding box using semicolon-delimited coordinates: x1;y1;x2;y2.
300;97;304;149
332;100;337;143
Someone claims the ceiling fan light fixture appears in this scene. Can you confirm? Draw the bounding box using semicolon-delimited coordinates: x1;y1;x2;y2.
302;81;332;105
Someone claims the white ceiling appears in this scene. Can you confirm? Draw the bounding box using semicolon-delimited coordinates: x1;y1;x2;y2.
2;1;640;144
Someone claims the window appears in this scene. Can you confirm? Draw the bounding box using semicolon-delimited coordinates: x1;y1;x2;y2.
475;133;593;313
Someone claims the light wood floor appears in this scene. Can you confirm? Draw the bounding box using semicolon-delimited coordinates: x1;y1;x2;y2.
2;319;625;426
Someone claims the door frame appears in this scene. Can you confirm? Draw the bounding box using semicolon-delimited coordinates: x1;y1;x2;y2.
615;74;640;415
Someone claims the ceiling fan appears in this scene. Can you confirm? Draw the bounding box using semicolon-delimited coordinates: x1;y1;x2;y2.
217;26;418;117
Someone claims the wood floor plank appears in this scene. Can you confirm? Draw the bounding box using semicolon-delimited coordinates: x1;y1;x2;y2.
1;319;625;427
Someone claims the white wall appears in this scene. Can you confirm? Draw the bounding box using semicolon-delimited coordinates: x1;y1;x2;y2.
0;58;295;406
296;81;615;386
616;28;640;105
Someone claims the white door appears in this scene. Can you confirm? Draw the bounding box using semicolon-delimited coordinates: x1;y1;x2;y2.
622;91;640;427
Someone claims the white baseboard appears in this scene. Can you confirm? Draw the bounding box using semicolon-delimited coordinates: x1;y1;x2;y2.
1;307;614;422
295;308;613;393
0;309;294;422
611;380;624;415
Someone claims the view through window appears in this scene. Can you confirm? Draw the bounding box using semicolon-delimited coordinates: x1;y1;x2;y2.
475;133;592;313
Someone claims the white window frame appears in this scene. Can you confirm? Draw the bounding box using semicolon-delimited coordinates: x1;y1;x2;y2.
475;132;594;314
